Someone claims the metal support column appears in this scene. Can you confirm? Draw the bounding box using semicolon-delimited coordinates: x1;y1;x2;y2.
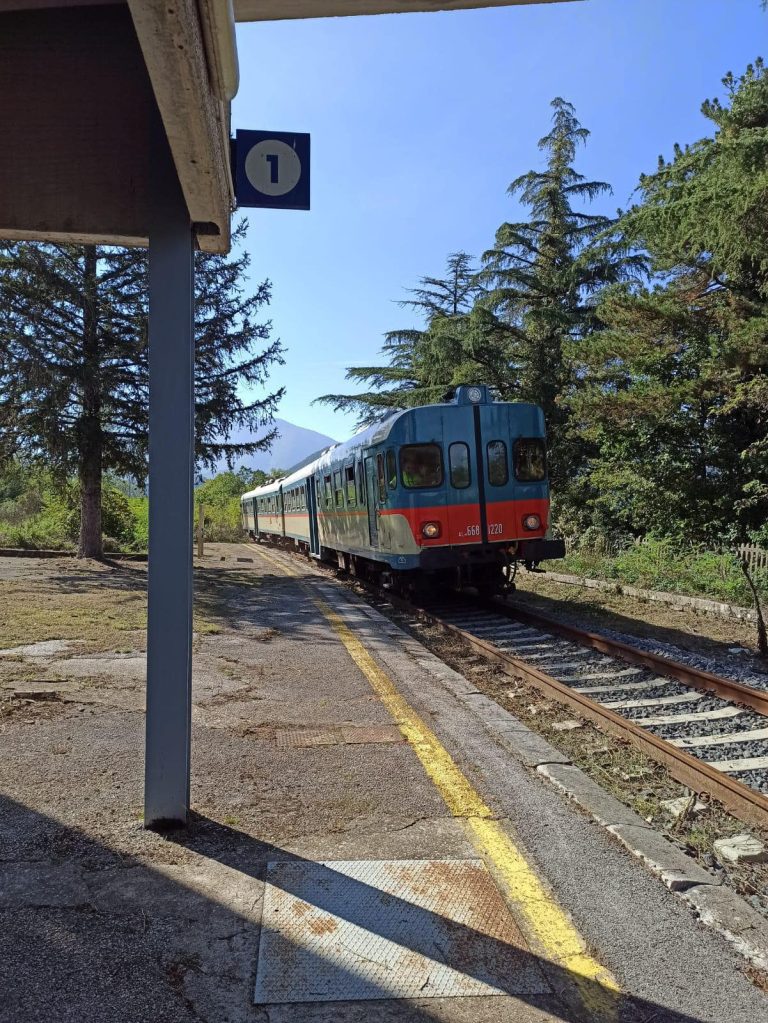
144;128;195;827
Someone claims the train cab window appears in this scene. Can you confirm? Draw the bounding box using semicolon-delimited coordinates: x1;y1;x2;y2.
514;438;547;481
386;450;397;489
487;440;509;486
449;443;471;489
400;444;443;489
345;465;356;506
376;454;387;502
333;470;344;508
323;474;333;509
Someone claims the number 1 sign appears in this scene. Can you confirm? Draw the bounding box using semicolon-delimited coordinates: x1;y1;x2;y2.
233;130;310;210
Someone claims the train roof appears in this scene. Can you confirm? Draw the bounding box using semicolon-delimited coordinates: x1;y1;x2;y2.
241;387;542;500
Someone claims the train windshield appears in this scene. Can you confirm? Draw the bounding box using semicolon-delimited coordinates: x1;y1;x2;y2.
400;444;443;488
514;438;546;481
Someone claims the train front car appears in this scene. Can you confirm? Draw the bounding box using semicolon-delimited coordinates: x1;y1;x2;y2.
364;385;564;594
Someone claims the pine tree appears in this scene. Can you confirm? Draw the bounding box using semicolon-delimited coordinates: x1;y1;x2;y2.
316;253;479;425
573;60;768;544
480;97;643;484
0;223;283;558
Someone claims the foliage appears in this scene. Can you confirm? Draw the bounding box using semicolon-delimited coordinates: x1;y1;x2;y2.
0;220;283;557
571;60;768;544
480;98;644;484
561;535;767;607
316;253;479;424
193;467;288;542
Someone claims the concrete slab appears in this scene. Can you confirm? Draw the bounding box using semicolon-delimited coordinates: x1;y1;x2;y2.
536;764;645;829
606;823;718;891
681;883;768;972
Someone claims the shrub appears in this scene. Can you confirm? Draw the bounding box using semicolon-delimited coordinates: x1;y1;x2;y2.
561;535;767;606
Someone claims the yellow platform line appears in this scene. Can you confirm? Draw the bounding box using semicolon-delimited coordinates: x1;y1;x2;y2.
244;543;620;1018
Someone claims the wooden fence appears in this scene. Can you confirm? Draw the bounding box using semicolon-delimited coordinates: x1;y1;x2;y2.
738;544;768;572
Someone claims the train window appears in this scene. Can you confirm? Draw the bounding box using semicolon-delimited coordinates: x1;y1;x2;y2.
345;465;356;505
514;438;547;481
449;443;471;489
487;441;508;486
323;474;333;509
386;450;397;489
357;460;366;506
376;454;387;502
400;444;443;489
300;485;305;510
333;470;344;508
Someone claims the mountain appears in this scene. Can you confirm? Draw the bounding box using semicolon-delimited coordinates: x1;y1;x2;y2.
211;418;336;476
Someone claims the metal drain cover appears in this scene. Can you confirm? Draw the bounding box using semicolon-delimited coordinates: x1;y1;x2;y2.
253;858;545;1004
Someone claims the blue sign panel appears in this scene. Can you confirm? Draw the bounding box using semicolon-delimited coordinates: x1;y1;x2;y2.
234;130;310;211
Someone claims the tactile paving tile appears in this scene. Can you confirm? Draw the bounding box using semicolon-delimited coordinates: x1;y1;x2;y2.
274;729;340;748
340;725;404;745
253;858;546;1004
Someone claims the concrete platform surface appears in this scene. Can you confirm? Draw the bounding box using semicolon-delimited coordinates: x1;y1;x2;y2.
0;543;765;1023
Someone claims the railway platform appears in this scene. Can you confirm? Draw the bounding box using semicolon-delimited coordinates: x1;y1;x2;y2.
0;544;766;1023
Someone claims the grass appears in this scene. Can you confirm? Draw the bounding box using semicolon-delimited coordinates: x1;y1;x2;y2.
0;562;220;653
560;537;768;608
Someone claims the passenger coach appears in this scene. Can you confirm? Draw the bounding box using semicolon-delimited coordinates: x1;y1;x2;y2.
241;385;564;594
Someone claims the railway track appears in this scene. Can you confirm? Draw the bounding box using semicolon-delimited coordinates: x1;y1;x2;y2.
407;595;768;828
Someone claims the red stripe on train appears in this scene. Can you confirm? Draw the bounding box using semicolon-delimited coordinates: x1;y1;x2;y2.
380;498;549;546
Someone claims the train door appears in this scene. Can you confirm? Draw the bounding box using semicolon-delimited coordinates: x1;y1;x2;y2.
441;405;483;544
307;475;321;556
252;497;258;535
478;401;544;542
278;486;285;537
364;455;379;546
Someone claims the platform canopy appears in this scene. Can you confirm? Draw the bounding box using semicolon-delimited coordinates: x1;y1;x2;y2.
233;0;570;23
0;0;571;255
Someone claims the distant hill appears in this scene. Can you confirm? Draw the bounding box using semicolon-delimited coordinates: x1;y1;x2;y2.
211;418;336;476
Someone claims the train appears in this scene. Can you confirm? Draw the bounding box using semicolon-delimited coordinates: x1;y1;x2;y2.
240;384;565;594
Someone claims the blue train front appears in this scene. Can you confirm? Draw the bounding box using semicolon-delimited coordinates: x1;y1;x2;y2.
241;385;565;593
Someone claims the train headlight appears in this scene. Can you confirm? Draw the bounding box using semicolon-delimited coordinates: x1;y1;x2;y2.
523;514;541;531
421;521;442;539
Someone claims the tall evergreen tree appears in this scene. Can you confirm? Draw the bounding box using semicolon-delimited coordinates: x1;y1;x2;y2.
316;253;478;425
480;98;643;483
0;223;283;558
573;60;768;544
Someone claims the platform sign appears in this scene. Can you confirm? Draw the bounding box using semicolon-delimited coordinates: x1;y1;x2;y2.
234;130;310;210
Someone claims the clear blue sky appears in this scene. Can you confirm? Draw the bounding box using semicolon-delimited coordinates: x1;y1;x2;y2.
231;0;764;442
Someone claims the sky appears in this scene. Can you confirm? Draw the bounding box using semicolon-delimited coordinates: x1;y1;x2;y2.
231;0;765;442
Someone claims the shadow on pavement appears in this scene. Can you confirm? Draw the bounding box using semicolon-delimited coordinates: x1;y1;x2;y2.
0;794;714;1023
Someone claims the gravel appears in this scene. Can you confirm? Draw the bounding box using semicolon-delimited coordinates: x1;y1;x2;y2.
623;695;732;721
567;623;768;690
649;710;768;740
578;682;688;703
690;740;768;763
733;770;768;795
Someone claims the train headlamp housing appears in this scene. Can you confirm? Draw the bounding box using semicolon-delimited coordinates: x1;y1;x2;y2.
421;521;442;539
523;514;541;531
